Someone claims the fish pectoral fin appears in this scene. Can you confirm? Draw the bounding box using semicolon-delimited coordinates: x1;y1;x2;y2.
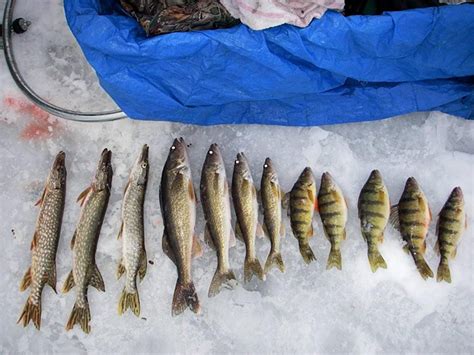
434;240;440;256
280;221;286;238
282;192;290;210
256;223;265;239
89;265;105;292
307;224;314;238
235;222;244;243
229;228;237;247
192;234;203;258
47;267;57;293
162;231;177;265
19;267;32;291
402;244;410;254
76;186;92;206
123;180;130;194
139;250;147;281
62;270;75;293
188;181;196;202
117;258;126;280
34;187;46;206
452;247;457;258
262;223;270;240
256;189;262;205
117;222;123;240
389;205;400;231
70;231;77;250
308;189;318;211
204;224;216;250
30;231;38;250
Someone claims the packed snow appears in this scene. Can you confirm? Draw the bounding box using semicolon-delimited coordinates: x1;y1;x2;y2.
0;0;473;353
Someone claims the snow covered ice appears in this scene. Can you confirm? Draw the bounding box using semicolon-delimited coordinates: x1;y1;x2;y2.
0;0;473;353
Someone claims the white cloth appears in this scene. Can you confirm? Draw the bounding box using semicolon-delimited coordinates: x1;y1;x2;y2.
220;0;344;30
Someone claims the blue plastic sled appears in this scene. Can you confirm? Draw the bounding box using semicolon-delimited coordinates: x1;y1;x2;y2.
65;1;474;125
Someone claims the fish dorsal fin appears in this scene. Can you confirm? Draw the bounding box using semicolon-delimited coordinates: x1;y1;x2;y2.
19;267;32;292
204;224;216;250
162;230;177;265
117;222;124;240
70;230;77;250
188;181;195;202
62;270;75;293
30;231;39;250
235;222;244;242
35;187;46;207
77;186;92;206
192;235;203;258
139;250;147;281
256;223;265;239
47;267;57;293
117;258;126;279
89;264;105;292
389;205;400;231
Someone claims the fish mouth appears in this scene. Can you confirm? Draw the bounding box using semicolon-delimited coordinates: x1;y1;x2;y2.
53;151;66;168
406;177;419;189
208;143;221;157
235;152;247;165
100;148;112;166
264;157;272;168
451;186;463;199
370;169;381;180
140;144;149;163
321;171;332;182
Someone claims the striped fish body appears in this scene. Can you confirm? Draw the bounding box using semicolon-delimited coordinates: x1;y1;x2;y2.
393;177;433;280
232;152;264;282
436;187;466;283
160;138;201;316
357;170;390;272
289;167;317;264
18;151;67;330
117;145;149;316
261;158;285;273
63;149;113;333
200;144;236;297
318;172;347;270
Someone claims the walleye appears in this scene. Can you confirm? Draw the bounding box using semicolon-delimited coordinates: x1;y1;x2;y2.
435;187;467;283
289;167;317;264
261;158;285;273
390;177;433;280
18;151;67;330
160;138;202;316
318;172;348;270
232;152;265;282
200;144;237;297
117;145;149;316
63;149;113;333
357;170;390;272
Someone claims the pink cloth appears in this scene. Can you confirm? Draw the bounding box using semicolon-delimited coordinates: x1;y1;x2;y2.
220;0;344;30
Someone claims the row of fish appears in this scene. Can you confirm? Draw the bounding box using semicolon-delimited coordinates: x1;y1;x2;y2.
18;138;467;333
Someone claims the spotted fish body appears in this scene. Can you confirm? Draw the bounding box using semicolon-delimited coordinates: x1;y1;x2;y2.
18;151;67;330
318;172;347;270
391;177;433;280
289;167;317;264
261;158;285;273
117;145;149;316
200;144;237;297
232;152;265;282
357;170;390;272
435;187;466;283
63;149;113;333
160;138;201;316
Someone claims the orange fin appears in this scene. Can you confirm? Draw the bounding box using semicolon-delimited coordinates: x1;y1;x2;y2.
34;187;46;207
188;181;195;202
19;267;32;291
77;186;91;206
30;231;38;250
192;235;203;258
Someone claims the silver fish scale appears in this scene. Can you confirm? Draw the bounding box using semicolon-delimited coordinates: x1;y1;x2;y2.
122;185;145;292
73;190;109;308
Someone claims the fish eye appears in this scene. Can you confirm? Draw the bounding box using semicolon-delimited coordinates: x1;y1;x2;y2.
141;162;147;168
235;160;240;165
209;150;213;155
171;146;176;150
264;164;268;168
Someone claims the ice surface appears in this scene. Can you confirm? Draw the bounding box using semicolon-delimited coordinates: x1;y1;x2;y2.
0;1;473;353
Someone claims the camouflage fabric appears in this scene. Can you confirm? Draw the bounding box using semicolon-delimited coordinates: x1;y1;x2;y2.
120;0;239;36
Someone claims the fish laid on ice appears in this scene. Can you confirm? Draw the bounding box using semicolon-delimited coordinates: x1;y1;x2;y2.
18;151;67;330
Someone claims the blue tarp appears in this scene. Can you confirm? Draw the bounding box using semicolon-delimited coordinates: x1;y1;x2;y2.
65;1;474;125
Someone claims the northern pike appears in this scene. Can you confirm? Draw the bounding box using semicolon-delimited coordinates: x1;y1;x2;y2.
289;167;317;264
18;151;67;330
261;158;285;273
63;148;113;333
357;170;390;272
117;145;149;316
200;144;237;297
232;152;265;282
160;138;202;316
390;177;433;280
435;187;467;283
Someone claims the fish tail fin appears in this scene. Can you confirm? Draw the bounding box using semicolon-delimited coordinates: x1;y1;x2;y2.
244;257;265;282
298;241;316;264
17;297;41;330
264;251;285;273
436;258;451;283
118;288;141;317
208;269;237;297
414;255;434;280
172;280;200;316
368;244;387;272
327;245;342;270
66;301;91;333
